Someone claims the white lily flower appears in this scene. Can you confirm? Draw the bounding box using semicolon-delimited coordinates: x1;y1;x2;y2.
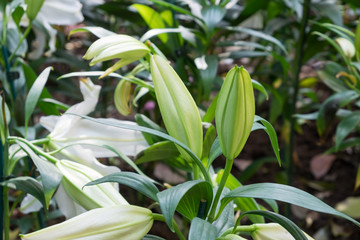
335;37;355;59
251;223;314;240
20;205;154;240
40;78;148;158
56;159;128;210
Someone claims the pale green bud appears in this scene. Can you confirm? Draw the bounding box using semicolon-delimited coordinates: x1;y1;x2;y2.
215;66;255;160
114;79;132;116
336;37;355;59
83;34;150;78
251;223;314;240
56;160;128;210
150;55;203;160
20;205;153;240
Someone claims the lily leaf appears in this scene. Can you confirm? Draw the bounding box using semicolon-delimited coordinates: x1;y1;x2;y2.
189;217;217;240
157;180;213;231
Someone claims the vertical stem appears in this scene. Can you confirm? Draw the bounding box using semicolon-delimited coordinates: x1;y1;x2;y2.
2;142;9;240
207;158;233;222
285;0;311;215
0;143;3;240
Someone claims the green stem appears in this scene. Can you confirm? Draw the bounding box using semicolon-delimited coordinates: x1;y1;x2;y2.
8;136;58;164
8;22;33;62
193;164;199;180
2;142;9;240
285;0;311;217
220;225;256;237
207;158;233;223
152;214;186;240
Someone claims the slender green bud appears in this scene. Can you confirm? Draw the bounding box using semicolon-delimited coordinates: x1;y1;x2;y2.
56;160;128;210
150;55;203;160
20;205;153;240
336;37;355;59
215;65;255;160
83;34;150;78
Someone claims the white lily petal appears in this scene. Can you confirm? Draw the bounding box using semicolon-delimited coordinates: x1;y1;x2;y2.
54;184;86;219
21;205;153;240
251;223;314;240
52;118;148;157
39;0;84;25
19;194;43;214
39;115;59;132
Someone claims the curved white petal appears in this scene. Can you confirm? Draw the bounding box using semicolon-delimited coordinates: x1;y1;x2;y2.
51;118;148;157
19;194;43;214
39;0;84;25
54;184;86;219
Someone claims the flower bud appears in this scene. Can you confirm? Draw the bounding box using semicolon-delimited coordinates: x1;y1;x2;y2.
114;79;132;116
20;205;153;240
150;55;203;160
83;34;150;78
336;37;355;59
56;160;128;210
251;223;314;240
215;65;255;160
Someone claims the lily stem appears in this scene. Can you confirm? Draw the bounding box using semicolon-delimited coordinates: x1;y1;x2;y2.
207;157;233;223
8;22;33;62
152;214;186;240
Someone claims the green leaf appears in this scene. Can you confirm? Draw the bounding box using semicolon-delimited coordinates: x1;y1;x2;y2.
317;69;348;93
253;116;281;165
241;210;308;240
251;79;268;100
219;51;270;59
201;5;226;34
189;218;217;240
0;95;10;143
221;183;360;227
203;94;218;123
1;176;46;208
132;4;168;43
317;90;358;136
207;138;222;171
16;141;62;209
135;114;166;145
312;2;343;26
22;61;59;115
212;188;235;235
67;114;211;183
216;170;264;224
24;66;52;132
230;0;268;25
85;172;159;202
335;111;360;150
25;0;44;20
11;6;25;27
143;235;166;240
69;26;115;38
225;26;287;54
199;55;219;100
140;27;195;45
157;180;213;231
202;125;217;162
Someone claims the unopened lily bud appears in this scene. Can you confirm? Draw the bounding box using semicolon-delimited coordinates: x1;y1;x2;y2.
215;66;255;160
251;223;314;240
56;160;128;210
150;55;203;160
114;79;132;116
336;37;355;59
20;205;153;240
83;34;150;78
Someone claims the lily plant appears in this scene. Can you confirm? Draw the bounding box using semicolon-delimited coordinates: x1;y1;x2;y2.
1;29;360;240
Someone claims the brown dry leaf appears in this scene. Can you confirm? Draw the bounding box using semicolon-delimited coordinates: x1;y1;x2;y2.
310;154;336;179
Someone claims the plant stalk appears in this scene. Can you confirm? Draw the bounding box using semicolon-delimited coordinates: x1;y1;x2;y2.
285;0;311;215
152;214;186;240
207;158;233;222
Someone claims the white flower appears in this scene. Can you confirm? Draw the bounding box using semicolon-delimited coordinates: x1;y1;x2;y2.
20;205;154;240
40;78;148;158
335;37;355;59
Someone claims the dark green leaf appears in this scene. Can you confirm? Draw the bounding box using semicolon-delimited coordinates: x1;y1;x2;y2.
221;183;360;227
135;114;166;144
252;79;268;100
219;51;270;59
1;176;46;209
157;180;213;231
85;172;159;201
230;0;268;25
24;66;52;131
201;5;225;34
142;234;166;240
16;141;62;209
202;125;217;161
207;138;222;170
335;111;360;150
203;94;218;123
199;55;219;100
11;6;25;27
189;218;217;240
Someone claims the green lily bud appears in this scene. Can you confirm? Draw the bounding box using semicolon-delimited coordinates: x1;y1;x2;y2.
56;160;128;210
114;79;132;116
20;205;153;240
150;55;203;160
336;37;355;59
251;223;314;240
83;34;150;78
215;65;255;160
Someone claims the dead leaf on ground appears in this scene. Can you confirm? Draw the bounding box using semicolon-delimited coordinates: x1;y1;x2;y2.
310;154;336;179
